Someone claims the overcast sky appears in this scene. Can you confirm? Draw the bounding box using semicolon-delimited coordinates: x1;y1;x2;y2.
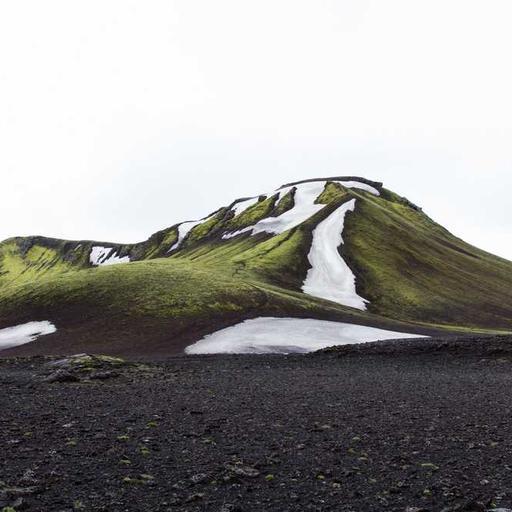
1;1;511;259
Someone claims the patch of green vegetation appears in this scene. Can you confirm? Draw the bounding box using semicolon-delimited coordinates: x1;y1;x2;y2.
342;192;512;329
315;182;349;204
226;195;279;231
0;258;264;321
420;463;439;471
129;227;179;260
122;474;154;485
58;354;125;370
160;229;178;250
272;188;295;216
187;209;227;242
380;188;423;212
147;229;178;259
0;240;77;287
232;228;311;288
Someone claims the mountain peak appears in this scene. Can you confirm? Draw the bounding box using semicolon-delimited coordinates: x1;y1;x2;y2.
280;176;383;190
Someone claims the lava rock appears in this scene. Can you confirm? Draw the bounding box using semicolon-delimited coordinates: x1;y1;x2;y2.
45;370;79;383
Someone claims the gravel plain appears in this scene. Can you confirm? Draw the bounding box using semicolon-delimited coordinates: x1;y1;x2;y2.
2;336;512;511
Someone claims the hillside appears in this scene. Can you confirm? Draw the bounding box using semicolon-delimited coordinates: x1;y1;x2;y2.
1;176;511;358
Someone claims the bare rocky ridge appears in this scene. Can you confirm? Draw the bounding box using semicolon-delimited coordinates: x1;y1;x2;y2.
2;335;512;511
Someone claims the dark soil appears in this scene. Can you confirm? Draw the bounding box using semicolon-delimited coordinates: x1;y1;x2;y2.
2;336;512;511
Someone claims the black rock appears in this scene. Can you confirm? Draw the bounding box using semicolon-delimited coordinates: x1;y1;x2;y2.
45;370;79;383
89;371;119;380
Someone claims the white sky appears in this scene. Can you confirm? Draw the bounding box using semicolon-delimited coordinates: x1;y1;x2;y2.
1;0;511;259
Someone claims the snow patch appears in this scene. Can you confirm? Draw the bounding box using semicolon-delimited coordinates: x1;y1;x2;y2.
334;180;380;196
167;214;216;253
231;196;261;217
302;199;367;310
223;181;326;238
90;246;130;266
223;179;380;239
0;321;57;350
185;317;425;354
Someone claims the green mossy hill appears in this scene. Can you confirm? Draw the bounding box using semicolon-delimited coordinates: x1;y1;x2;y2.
2;176;512;359
342;189;512;330
173;195;353;290
0;236;132;287
0;255;438;358
0;238;86;287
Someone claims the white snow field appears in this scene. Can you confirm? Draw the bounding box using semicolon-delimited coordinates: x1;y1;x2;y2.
302;199;367;310
223;179;379;239
90;246;130;266
328;180;380;197
185;317;424;354
0;321;57;350
231;196;260;216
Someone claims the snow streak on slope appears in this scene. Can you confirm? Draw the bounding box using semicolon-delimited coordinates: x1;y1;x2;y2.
330;180;380;196
223;181;326;238
302;199;367;310
223;179;380;239
0;321;57;350
185;317;424;354
168;215;215;252
231;196;260;216
90;247;130;266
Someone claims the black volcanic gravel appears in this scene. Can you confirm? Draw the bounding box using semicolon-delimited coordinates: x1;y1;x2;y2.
2;337;512;511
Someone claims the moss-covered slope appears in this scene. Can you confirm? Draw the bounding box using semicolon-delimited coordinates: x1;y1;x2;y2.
342;188;512;329
1;176;511;357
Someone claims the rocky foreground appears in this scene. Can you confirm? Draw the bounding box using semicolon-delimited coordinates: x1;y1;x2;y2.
2;336;512;511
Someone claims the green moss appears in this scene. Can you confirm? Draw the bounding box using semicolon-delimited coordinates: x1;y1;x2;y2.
226;195;279;230
161;230;178;248
187;209;227;242
342;193;512;329
0;240;76;288
132;227;178;259
315;182;349;204
232;228;311;288
272;188;295;216
61;354;125;370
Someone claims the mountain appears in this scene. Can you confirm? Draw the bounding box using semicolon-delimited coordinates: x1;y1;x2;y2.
1;176;512;358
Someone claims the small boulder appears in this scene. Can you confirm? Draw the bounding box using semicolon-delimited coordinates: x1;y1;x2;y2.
225;464;260;478
45;370;79;383
89;371;119;380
